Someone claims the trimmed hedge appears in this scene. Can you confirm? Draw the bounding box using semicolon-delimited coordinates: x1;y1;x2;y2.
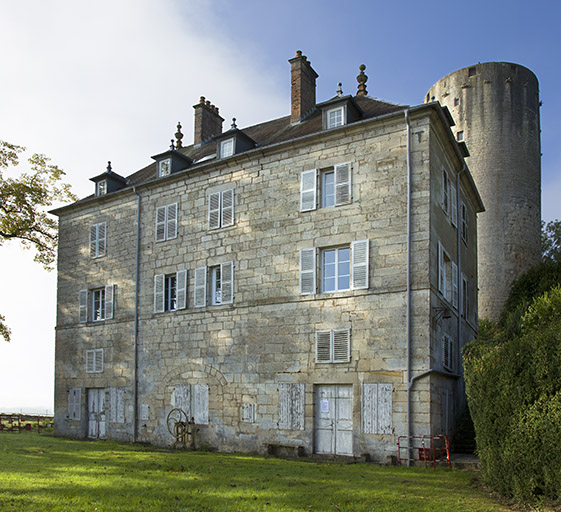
464;286;561;503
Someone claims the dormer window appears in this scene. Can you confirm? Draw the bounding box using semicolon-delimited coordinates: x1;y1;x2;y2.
220;138;234;158
326;106;345;129
97;180;107;196
158;158;171;177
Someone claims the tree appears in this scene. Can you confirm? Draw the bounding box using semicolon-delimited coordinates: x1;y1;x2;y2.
0;140;77;341
542;219;561;262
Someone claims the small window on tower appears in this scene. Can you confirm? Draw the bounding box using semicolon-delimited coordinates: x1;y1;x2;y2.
454;98;460;107
468;66;477;77
456;131;464;142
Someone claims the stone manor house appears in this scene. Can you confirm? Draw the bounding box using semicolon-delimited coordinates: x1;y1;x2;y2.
52;51;484;461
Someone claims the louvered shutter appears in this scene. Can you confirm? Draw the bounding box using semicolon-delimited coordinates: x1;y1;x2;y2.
221;189;234;227
333;329;350;363
351;240;369;289
176;270;187;310
300;169;317;211
68;388;81;420
220;261;234;304
450;183;458;226
94;349;104;373
98;223;106;256
86;350;94;373
438;242;445;295
208;192;221;229
90;225;98;258
315;331;332;362
299;248;316;295
156;206;167;241
451;262;458;309
167;203;178;239
154;274;165;313
194;267;207;307
334;163;351;205
79;289;88;323
193;384;209;425
441;169;449;213
443;335;451;369
104;285;114;319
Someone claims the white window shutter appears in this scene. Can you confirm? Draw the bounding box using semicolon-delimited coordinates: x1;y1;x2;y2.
438;242;445;295
351;240;369;290
156;206;167;241
278;383;305;430
451;262;458;309
104;285;114;319
194;266;207;307
173;385;191;418
90;225;97;258
94;349;104;373
154;274;165;313
315;331;332;363
193;384;209;425
450;183;458;226
176;270;187;310
299;248;316;295
86;350;94;373
98;222;106;256
333;329;351;363
79;289;88;323
300;169;317;211
221;189;234;227
208;192;221;229
362;383;378;434
334;163;351;205
220;261;234;304
278;384;292;429
167;203;178;239
378;384;393;434
68;388;81;421
241;403;256;423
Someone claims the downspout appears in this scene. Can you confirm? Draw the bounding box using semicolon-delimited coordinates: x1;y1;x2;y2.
132;187;141;442
405;110;413;465
456;165;466;385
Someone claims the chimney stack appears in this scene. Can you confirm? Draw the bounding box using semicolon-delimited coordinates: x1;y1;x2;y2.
193;97;224;145
289;50;318;123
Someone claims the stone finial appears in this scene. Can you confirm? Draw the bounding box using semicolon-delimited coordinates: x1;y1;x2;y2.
175;122;184;148
170;139;175;150
336;82;343;97
107;161;112;172
231;118;237;129
356;64;368;96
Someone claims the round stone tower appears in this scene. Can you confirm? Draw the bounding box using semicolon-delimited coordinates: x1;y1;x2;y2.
426;62;541;321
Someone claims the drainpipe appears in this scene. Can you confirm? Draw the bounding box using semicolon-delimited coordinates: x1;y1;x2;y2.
405;110;413;465
132;187;141;442
456;165;466;396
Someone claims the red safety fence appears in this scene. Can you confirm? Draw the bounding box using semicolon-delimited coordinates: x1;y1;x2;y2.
0;414;54;433
397;435;451;469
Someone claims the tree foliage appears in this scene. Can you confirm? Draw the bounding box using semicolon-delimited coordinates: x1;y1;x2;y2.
0;140;77;341
542;219;561;262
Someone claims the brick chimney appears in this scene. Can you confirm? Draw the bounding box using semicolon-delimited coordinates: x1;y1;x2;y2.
193;97;224;145
289;50;318;123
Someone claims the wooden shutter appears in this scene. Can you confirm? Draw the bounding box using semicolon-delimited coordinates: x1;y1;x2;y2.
278;383;305;430
334;163;351;205
241;403;256;423
193;384;209;425
94;349;104;373
441;168;449;213
451;262;458;309
299;248;316;295
208;192;221;229
79;289;88;323
156;206;167;241
110;388;125;423
300;169;317;211
98;222;106;256
438;242;445;295
333;329;350;363
378;384;393;434
90;225;98;258
167;203;178;239
315;331;332;363
220;261;234;304
154;274;165;313
68;388;81;421
175;270;187;310
462;274;469;320
104;285;114;319
194;266;207;307
362;383;392;434
351;240;369;289
173;385;191;417
450;182;458;226
221;189;234;227
443;335;453;370
86;350;94;373
461;202;468;242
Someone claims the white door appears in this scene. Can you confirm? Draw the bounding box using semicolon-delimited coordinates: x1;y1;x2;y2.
315;385;353;456
88;388;106;439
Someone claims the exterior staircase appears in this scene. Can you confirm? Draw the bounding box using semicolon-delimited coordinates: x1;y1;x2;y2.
452;408;477;454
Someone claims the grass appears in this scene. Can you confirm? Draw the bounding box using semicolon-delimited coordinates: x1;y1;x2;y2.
0;432;514;512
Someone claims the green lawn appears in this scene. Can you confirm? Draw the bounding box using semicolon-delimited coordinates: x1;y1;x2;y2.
0;433;511;511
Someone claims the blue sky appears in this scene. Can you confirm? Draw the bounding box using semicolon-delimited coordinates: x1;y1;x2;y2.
1;0;560;413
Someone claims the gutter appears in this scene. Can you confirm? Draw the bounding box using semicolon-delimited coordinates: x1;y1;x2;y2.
132;187;141;442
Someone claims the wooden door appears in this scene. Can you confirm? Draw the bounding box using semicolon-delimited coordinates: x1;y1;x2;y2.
87;388;106;439
315;385;353;455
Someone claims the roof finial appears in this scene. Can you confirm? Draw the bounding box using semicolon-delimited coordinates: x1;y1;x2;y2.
356;64;368;97
336;82;343;97
175;122;183;148
170;139;175;150
107;161;112;173
231;117;237;129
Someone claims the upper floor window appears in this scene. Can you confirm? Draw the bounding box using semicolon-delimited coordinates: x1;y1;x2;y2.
208;189;235;229
442;334;455;371
90;222;107;258
158;158;171;177
315;329;351;363
79;286;114;323
220;138;234;158
300;163;351;212
300;240;369;295
194;261;234;307
96;180;107;196
461;273;469;321
441;167;457;227
86;349;104;373
437;242;458;308
154;270;187;313
326;106;345;129
461;202;468;243
155;203;178;242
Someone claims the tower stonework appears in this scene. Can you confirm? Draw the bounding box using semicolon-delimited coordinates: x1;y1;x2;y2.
426;63;541;321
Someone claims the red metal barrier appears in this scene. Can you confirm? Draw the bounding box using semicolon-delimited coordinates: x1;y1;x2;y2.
0;414;53;433
397;435;451;469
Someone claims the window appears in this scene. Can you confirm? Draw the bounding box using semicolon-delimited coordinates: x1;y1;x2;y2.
441;167;457;227
220;138;234;158
208;189;234;229
241;403;256;423
79;286;114;323
461;202;468;243
300;240;368;295
89;222;107;258
300;163;351;212
442;334;455;371
96;180;107;196
194;262;234;307
315;329;350;363
454;97;460;107
362;383;392;434
326;106;344;129
154;270;187;313
155;203;178;242
461;273;469;320
456;131;464;142
158;158;171;177
278;383;305;430
441;167;450;214
437;242;457;307
68;388;81;420
86;349;104;373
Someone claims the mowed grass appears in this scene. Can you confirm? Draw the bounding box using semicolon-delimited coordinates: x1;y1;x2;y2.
0;433;510;512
